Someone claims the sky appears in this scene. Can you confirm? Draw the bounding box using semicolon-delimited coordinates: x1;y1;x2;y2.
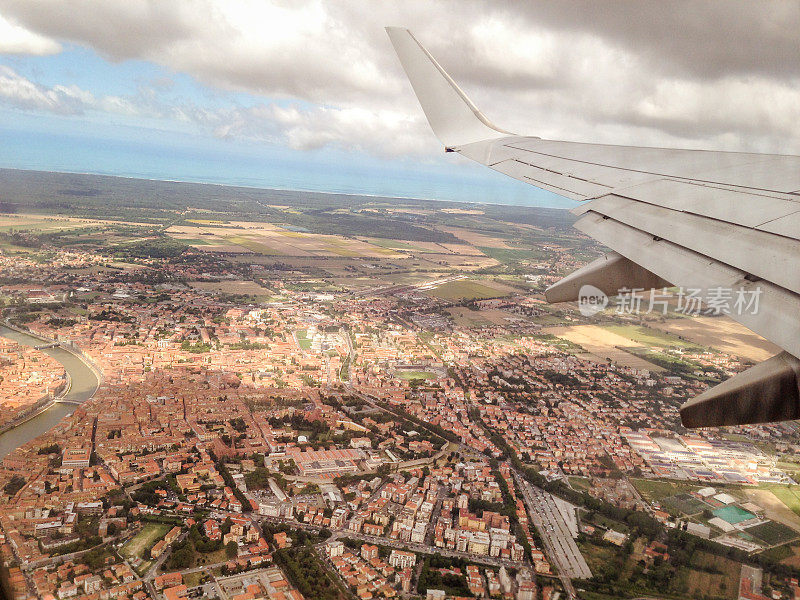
0;1;798;208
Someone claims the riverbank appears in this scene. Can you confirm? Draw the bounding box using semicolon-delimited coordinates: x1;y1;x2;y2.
0;324;101;460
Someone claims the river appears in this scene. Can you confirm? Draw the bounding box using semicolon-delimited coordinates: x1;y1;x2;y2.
0;326;100;459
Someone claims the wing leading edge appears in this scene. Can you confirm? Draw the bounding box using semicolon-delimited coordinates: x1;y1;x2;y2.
386;27;800;428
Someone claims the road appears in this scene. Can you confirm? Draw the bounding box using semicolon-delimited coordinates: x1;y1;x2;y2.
262;513;518;569
327;529;518;569
515;472;591;599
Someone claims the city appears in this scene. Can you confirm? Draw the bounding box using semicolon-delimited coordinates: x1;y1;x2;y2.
0;172;799;600
1;3;799;600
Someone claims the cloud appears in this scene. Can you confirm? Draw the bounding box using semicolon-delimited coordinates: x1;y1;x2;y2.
0;65;91;114
0;0;799;155
0;13;60;55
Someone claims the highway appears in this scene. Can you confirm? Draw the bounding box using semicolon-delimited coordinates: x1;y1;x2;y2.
514;472;592;599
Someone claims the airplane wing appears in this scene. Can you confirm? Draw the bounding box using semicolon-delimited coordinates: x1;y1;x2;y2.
386;27;800;428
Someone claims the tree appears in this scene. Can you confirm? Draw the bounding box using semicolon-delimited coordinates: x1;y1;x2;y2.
226;541;238;558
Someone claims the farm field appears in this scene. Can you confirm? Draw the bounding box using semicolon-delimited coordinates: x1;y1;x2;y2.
653;316;781;362
678;552;740;600
745;521;800;546
630;478;700;503
478;246;547;263
189;280;273;297
744;487;800;530
426;279;512;301
166;223;399;258
447;306;522;328
543;324;665;372
601;324;704;350
438;226;512;248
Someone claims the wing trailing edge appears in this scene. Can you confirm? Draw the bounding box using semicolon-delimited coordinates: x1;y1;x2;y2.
680;352;800;427
544;251;670;304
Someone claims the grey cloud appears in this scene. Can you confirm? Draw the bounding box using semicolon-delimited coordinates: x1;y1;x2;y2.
0;1;798;156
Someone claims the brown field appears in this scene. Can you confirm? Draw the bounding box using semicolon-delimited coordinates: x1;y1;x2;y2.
416;253;499;269
448;306;525;328
741;489;800;532
681;552;740;600
653;316;780;362
439;226;511;248
189;280;272;296
780;546;800;568
544;325;666;371
440;208;484;214
166;223;399;258
0;213;163;229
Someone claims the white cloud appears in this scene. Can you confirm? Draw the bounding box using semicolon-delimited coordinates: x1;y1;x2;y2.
1;1;799;156
0;65;88;113
0;14;60;55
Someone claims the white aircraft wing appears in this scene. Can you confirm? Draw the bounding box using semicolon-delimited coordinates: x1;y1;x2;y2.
387;27;800;428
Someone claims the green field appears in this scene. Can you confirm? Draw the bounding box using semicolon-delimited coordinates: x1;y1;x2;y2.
478;246;546;263
662;493;710;516
395;370;436;380
745;521;800;546
568;476;591;492
427;279;508;301
762;485;800;517
226;235;282;255
630;478;699;503
120;523;170;560
296;330;312;350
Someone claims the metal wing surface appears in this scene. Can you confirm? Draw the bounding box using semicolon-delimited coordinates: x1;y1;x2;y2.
387;27;800;428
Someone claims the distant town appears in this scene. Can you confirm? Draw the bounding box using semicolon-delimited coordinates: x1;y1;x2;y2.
1;170;799;600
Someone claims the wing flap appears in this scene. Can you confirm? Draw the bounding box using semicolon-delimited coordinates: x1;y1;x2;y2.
574;211;800;359
580;195;800;295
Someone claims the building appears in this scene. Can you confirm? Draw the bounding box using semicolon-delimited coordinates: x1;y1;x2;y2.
361;544;378;561
389;549;416;569
61;448;91;468
328;541;344;558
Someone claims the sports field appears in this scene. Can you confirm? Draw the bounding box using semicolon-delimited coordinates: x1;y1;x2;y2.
426;279;510;301
395;370;436;380
295;330;312;350
713;505;756;524
662;493;709;516
120;522;170;560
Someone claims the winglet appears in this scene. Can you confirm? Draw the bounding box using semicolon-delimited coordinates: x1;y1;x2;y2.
386;27;512;148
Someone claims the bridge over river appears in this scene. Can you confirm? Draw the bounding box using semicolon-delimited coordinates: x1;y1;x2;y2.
0;325;100;459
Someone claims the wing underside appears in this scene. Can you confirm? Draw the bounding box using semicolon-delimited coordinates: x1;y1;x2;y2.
387;27;800;428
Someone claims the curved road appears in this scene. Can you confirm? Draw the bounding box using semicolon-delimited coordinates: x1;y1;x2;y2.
0;326;100;459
